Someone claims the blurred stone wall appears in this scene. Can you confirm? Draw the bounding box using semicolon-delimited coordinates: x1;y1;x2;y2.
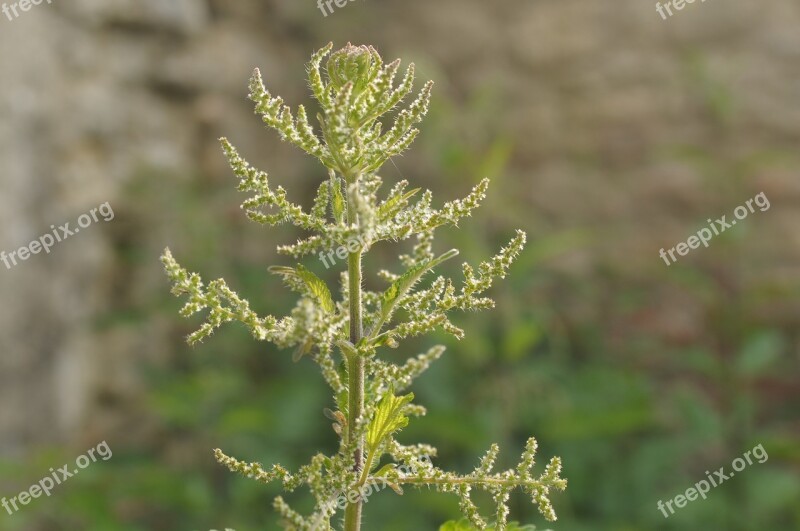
0;0;798;455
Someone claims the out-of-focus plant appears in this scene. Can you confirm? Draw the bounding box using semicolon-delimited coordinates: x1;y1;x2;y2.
161;43;566;531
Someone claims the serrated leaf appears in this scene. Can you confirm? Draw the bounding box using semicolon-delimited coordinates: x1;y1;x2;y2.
378;187;420;220
366;388;414;451
330;173;346;224
270;265;335;314
267;265;306;293
296;265;335;313
382;249;458;307
376;249;459;331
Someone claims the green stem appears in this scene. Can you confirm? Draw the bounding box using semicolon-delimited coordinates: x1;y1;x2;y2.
344;184;364;531
396;476;544;487
357;446;376;488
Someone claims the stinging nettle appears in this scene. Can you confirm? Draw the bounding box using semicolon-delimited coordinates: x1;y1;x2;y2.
161;42;566;531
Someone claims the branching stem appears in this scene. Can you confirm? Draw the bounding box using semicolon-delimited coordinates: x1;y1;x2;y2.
395;476;544;488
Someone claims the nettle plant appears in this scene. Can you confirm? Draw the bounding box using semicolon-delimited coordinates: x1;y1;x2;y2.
162;43;566;531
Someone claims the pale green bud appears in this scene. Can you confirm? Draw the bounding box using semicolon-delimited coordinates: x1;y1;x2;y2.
326;42;376;96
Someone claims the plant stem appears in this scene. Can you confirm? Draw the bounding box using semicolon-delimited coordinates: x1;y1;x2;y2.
396;476;546;487
344;189;364;531
357;446;376;488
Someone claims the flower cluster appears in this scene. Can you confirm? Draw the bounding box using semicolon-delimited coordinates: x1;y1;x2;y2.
162;43;566;531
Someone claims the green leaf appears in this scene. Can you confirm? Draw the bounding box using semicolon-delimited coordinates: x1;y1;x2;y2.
330;172;346;224
336;387;348;421
373;463;397;477
378;187;420;220
336;339;359;362
439;520;474;531
296;265;335;313
269;264;335;314
366;388;414;451
376;249;459;331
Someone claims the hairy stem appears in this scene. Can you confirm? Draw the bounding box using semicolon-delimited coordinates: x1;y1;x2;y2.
356;445;377;489
344;188;364;531
396;476;548;488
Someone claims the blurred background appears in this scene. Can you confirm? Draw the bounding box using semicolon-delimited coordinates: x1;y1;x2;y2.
0;1;798;530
